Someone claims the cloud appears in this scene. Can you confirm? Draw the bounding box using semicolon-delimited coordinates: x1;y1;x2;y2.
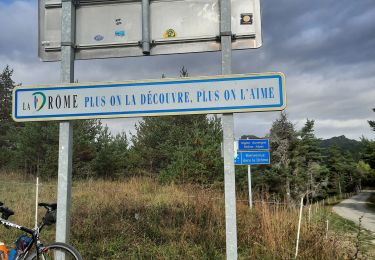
0;0;374;140
0;1;37;61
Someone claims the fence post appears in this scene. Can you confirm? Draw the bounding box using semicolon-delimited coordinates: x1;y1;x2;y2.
295;196;304;259
35;177;39;229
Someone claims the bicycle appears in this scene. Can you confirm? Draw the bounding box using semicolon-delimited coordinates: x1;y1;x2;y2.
0;201;82;260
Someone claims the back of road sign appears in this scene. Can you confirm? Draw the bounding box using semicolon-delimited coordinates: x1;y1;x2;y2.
39;0;262;61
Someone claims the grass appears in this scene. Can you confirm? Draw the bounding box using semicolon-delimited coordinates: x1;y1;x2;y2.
324;193;375;259
0;172;364;259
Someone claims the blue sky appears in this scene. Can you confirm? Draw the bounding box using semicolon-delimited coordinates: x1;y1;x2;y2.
1;0;374;140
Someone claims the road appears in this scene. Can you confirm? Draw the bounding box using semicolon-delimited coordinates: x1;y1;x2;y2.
333;191;375;233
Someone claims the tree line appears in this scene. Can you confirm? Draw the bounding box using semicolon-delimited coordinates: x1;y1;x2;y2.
1;66;374;202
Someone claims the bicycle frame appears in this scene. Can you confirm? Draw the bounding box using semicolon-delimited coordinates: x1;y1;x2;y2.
0;217;47;259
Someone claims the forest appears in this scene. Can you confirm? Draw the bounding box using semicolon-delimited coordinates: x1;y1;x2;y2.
1;65;375;203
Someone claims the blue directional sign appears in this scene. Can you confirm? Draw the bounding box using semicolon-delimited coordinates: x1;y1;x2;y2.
238;139;269;151
234;151;270;165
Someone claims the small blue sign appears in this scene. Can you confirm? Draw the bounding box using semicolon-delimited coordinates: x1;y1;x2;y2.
234;151;270;165
238;139;269;151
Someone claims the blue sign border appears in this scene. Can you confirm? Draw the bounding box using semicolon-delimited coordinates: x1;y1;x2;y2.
13;73;286;121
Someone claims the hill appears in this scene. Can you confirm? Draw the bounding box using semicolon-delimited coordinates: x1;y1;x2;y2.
320;135;363;160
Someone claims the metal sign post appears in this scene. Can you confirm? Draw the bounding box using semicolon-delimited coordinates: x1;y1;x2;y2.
56;0;75;244
220;0;237;258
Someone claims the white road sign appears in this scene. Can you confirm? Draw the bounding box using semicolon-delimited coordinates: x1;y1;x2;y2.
39;0;262;61
12;72;286;122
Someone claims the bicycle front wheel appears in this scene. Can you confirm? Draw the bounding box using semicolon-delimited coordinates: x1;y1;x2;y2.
27;242;82;260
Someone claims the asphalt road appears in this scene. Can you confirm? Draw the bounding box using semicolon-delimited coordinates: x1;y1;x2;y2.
333;191;375;233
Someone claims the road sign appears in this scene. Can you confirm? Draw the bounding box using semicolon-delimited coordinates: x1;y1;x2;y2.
235;151;270;165
12;72;286;122
39;0;262;61
238;139;269;150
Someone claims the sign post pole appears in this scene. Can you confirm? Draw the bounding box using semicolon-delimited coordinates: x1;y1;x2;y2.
220;0;238;258
248;165;252;208
56;0;75;244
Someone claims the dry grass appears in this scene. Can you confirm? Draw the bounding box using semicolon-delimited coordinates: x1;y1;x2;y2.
0;173;356;259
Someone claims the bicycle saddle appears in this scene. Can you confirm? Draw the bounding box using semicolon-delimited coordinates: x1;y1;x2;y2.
38;203;57;211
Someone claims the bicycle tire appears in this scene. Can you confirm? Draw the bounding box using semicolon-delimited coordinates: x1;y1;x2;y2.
26;242;82;260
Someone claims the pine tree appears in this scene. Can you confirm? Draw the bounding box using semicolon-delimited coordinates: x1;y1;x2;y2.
129;67;223;183
13;122;59;176
0;66;14;123
92;125;130;179
324;145;347;195
12;119;104;178
362;108;375;172
269;112;298;202
0;66;19;169
72;120;103;178
293;119;324;201
368;108;375;132
361;138;375;169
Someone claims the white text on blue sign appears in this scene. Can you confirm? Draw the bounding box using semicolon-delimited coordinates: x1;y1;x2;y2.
235;151;270;165
238;139;269;151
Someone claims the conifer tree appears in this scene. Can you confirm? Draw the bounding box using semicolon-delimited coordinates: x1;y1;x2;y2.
269;112;298;202
362;108;375;171
324;145;346;195
0;66;18;168
293;119;324;201
368;108;375;132
129;67;223;183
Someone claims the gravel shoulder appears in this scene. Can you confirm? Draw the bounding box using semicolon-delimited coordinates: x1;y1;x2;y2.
333;191;375;233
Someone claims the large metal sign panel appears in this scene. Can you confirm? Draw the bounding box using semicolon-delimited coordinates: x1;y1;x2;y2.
238;139;269;150
39;0;262;61
234;151;270;165
13;72;285;122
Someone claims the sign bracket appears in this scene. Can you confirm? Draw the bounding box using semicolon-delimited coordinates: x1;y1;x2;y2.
141;0;151;54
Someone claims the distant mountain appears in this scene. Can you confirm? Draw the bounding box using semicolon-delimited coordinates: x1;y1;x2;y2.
239;135;262;139
238;134;363;160
320;135;363;160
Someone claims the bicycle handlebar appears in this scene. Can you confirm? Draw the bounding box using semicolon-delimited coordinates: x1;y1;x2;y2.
0;202;57;221
0;204;15;220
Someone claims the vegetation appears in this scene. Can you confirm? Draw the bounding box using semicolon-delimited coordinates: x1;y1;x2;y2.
1;65;375;199
1;65;375;258
1;174;369;259
367;192;375;211
320;135;363;161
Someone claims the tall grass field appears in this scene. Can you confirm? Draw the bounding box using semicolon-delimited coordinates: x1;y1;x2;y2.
0;173;371;259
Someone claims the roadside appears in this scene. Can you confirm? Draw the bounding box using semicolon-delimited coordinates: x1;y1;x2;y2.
333;191;375;233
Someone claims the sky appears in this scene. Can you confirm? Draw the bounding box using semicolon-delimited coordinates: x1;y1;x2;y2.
0;0;374;140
